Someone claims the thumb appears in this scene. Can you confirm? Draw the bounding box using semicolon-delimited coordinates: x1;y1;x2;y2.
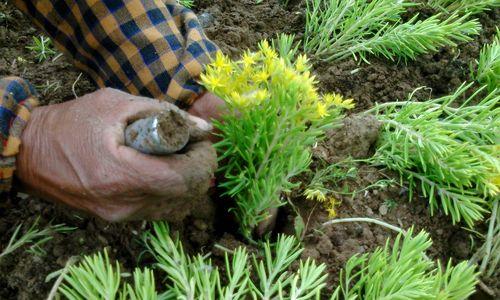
187;114;213;142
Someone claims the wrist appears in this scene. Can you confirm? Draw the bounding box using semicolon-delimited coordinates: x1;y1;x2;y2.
16;106;46;189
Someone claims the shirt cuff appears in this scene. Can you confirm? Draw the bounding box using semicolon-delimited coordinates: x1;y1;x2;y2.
0;77;39;192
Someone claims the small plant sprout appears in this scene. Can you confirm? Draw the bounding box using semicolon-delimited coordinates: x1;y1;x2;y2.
428;0;500;16
0;218;74;260
201;41;353;238
271;33;300;63
141;222;328;299
58;249;122;300
176;0;194;8
58;222;478;299
473;29;499;93
26;35;57;62
332;228;479;299
36;80;62;98
384;198;398;211
304;160;357;217
304;0;480;62
367;83;499;227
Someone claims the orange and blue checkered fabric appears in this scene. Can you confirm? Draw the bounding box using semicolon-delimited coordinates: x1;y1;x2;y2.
0;77;39;192
13;0;219;108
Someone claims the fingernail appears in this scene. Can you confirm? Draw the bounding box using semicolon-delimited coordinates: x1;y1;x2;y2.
188;115;213;132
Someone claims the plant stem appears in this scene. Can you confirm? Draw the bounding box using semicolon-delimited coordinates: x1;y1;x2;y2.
46;256;79;300
480;199;498;273
322;217;405;234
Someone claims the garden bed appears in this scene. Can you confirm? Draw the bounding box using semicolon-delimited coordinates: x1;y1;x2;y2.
0;0;498;299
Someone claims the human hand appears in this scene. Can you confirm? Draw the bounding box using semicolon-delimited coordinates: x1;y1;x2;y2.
188;92;226;123
16;88;217;222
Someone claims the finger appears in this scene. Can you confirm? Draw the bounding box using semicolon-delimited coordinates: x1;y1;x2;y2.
117;140;217;197
157;141;217;197
107;91;212;143
187;114;213;142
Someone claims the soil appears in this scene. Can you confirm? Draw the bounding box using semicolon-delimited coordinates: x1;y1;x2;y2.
0;0;498;299
126;109;190;154
157;110;190;152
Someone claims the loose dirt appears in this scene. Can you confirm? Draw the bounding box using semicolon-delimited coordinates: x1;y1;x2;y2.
0;0;498;299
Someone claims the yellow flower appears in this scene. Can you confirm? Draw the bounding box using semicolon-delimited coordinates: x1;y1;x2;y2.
283;68;298;82
295;54;309;72
213;51;232;73
326;207;337;218
325;196;341;217
200;73;224;90
486;174;500;195
253;89;269;105
315;102;329;119
324;93;355;109
306;87;319;103
230;91;247;107
242;51;256;68
260;40;277;59
254;70;270;83
304;188;327;202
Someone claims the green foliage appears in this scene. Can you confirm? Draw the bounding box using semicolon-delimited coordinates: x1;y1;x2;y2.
26;35;57;62
176;0;194;8
471;199;500;279
474;30;500;92
271;33;300;63
59;250;122;300
201;42;352;238
428;0;500;15
303;159;357;216
332;228;478;299
304;0;480;62
369;83;500;227
304;159;397;217
57;250;159;300
0;218;73;260
57;222;478;299
143;222;327;299
121;268;159;300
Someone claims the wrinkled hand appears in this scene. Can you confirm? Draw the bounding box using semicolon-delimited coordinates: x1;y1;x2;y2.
16;88;217;222
188;92;226;122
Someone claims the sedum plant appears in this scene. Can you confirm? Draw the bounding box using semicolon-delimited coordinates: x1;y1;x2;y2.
331;228;479;299
367;83;499;227
56;249;159;300
428;0;500;16
58;250;122;300
143;222;328;300
56;223;478;299
304;0;480;62
473;29;500;93
200;41;353;238
0;218;73;260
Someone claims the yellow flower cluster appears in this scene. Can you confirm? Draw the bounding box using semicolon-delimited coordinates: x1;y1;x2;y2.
304;188;341;218
200;40;354;120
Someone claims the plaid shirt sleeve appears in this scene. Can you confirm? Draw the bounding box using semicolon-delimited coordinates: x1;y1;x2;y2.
0;77;39;192
13;0;219;108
